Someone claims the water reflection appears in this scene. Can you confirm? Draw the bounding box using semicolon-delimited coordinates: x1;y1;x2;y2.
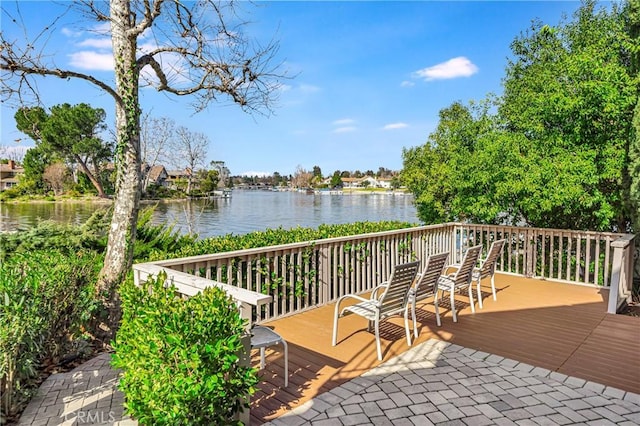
1;191;420;238
0;201;110;232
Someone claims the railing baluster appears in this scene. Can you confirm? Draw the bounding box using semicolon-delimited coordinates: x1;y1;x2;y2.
133;223;630;323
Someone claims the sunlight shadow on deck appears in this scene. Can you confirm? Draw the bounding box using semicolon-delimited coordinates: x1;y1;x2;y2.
250;273;639;424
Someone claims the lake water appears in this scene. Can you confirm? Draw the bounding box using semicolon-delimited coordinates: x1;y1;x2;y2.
0;190;420;239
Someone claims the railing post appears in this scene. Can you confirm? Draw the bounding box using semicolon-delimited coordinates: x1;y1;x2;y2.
526;229;536;278
318;246;330;305
236;300;252;425
607;235;636;314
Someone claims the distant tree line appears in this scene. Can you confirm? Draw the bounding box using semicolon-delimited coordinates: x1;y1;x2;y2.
2;105;225;200
233;165;400;189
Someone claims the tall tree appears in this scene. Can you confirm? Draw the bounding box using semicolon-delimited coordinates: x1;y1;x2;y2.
210;160;230;188
291;165;312;189
140;115;174;192
20;145;53;193
15;104;112;197
403;1;638;232
627;0;640;235
172;126;209;195
1;1;283;315
502;0;637;231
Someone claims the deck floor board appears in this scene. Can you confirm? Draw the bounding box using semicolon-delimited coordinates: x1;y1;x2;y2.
250;273;640;424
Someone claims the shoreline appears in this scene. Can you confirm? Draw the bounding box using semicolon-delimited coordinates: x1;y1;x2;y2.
0;189;412;204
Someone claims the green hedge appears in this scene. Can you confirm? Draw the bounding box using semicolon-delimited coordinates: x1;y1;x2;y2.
112;272;257;425
0;250;101;421
147;220;418;261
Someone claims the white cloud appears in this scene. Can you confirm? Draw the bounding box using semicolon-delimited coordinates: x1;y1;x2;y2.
61;27;82;38
332;118;355;126
299;84;321;94
78;38;112;49
91;22;112;36
332;126;357;134
414;56;478;81
383;123;408;130
68;51;114;71
400;80;415;88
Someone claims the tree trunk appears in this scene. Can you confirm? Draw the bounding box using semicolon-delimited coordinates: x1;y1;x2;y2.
74;154;106;197
96;0;142;336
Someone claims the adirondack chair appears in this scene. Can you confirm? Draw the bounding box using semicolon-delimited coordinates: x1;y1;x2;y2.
436;245;482;322
332;261;420;361
407;252;450;336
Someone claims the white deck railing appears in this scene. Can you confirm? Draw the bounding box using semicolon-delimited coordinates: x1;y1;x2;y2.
132;222;635;320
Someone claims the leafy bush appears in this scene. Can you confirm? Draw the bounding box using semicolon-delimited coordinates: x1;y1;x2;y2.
133;208;197;261
0;207;197;264
112;273;257;425
149;220;417;261
0;250;101;421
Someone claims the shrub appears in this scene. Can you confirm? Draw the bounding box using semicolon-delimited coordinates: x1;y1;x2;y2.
112;272;257;425
149;220;417;261
0;250;101;421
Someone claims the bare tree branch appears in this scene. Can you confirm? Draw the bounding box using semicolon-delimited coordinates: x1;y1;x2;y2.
0;0;287;329
0;55;121;103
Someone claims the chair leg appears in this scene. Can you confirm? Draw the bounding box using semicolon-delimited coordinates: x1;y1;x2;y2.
404;306;412;347
434;296;441;327
476;278;483;309
468;285;475;314
491;275;497;301
374;318;382;361
281;340;288;387
411;301;418;340
332;304;341;346
450;290;457;322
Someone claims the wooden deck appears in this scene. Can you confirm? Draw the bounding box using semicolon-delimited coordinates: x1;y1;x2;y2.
249;273;640;424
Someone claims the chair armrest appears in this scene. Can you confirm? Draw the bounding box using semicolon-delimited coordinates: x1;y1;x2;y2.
370;282;389;300
335;293;373;312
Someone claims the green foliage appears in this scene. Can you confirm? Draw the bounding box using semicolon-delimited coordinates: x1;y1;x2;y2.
19;144;54;194
197;169;220;193
133;208;197;261
0;218;106;262
402;0;638;232
150;220;417;261
111;273;257;425
0;250;101;420
15;103;113;197
0;186;25;201
330;171;343;188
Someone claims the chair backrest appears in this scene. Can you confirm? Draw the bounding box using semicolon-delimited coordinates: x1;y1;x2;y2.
451;244;482;287
379;260;420;316
478;239;506;279
413;252;449;302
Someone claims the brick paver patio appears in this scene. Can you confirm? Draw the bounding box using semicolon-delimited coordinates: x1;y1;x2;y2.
16;353;134;426
264;339;640;426
17;339;640;425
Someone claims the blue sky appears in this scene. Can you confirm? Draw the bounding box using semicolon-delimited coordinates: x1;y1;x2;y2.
1;1;581;177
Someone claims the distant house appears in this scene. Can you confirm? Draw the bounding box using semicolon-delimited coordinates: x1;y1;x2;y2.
341;176;389;189
0;160;24;191
146;165;169;187
165;168;193;190
340;177;362;188
376;177;393;189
